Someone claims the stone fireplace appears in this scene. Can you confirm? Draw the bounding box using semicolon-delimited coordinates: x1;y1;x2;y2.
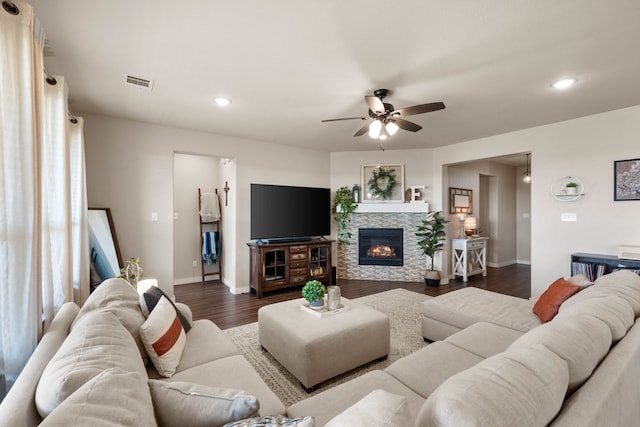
337;203;429;282
358;228;403;266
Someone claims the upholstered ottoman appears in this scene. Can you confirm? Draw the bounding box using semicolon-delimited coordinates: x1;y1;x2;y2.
258;298;390;391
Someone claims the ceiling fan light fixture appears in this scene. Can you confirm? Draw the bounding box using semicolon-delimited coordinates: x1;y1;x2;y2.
368;120;382;139
386;121;399;136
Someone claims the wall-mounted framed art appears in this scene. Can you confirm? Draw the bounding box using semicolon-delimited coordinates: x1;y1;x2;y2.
614;158;640;201
449;187;473;214
361;164;405;202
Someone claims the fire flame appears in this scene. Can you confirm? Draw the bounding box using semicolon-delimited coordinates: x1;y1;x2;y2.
367;244;396;257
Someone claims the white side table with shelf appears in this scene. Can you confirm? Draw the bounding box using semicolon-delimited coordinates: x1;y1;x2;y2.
451;237;489;282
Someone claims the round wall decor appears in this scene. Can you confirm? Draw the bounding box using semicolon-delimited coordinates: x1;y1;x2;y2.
550;175;584;201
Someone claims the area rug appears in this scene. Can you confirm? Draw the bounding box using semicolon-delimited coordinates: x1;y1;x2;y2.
223;288;430;407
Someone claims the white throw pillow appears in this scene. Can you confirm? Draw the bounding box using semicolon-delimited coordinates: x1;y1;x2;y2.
325;389;411;427
39;368;156;427
35;311;146;418
140;296;187;377
148;380;259;427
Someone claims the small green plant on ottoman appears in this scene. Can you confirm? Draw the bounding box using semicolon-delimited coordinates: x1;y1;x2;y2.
302;280;326;310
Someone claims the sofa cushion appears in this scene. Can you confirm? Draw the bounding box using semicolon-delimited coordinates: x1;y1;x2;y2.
148;380;259;427
287;370;425;426
325;389;411;427
39;368;156;427
174;319;240;373
532;277;581;322
72;277;148;361
140;286;191;332
224;415;315;427
35;311;146;418
422;287;540;333
171;355;287;417
590;270;640;316
140;296;187;377
508;314;612;393
416;344;569;427
557;294;634;342
384;341;483;399
444;321;523;358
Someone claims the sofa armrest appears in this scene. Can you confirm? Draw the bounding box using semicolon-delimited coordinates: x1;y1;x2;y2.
0;302;80;427
174;302;193;326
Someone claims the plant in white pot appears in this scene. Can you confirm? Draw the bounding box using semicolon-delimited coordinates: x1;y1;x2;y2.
416;211;449;286
565;181;578;195
302;280;326;310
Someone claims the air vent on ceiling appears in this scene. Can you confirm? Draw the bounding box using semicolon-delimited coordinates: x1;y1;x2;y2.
125;74;154;91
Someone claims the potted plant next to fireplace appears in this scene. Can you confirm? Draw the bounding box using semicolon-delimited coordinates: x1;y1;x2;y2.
416;211;449;286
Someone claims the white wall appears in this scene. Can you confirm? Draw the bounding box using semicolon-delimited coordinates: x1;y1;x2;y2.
84;114;330;296
86;105;640;299
431;105;640;298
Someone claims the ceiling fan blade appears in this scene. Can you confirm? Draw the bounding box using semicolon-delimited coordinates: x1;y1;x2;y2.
393;102;445;117
321;117;367;122
365;96;385;115
354;121;372;137
390;118;422;132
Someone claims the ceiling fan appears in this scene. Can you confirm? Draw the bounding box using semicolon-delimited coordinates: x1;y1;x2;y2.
322;89;445;140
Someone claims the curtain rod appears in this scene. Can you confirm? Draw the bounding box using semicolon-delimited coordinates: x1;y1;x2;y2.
4;0;77;124
2;1;19;15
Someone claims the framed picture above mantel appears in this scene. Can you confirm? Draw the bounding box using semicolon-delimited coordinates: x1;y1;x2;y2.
361;164;405;203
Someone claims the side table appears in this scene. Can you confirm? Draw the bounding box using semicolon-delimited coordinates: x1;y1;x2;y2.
451;237;489;282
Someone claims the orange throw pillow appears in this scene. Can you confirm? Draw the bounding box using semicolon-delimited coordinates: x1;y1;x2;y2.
533;278;581;323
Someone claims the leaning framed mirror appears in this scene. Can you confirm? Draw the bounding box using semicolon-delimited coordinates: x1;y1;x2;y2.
88;207;123;290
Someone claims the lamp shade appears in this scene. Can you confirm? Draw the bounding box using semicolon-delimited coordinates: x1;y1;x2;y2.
464;216;477;232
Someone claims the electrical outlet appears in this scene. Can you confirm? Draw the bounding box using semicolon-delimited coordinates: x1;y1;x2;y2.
561;213;577;222
192;260;198;268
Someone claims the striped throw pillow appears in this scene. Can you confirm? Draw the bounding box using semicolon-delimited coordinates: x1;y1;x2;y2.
140;296;187;377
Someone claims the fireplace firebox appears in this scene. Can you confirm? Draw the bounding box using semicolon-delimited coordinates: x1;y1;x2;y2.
358;228;403;266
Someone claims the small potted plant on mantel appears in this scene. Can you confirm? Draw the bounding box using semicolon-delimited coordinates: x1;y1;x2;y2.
302;280;326;310
416;211;449;286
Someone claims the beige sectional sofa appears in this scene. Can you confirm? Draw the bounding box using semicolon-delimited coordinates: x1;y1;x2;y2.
288;270;640;426
0;279;286;426
4;271;640;426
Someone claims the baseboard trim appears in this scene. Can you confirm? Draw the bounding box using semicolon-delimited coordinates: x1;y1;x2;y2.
174;274;220;286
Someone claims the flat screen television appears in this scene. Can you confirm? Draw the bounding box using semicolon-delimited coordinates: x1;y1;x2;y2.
250;184;331;241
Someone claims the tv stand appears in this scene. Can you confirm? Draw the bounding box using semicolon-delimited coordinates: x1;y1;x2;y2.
248;239;334;298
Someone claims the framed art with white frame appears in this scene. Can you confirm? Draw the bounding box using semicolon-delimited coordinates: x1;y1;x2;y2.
361;164;405;202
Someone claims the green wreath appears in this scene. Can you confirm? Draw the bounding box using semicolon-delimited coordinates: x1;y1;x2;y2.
368;166;397;200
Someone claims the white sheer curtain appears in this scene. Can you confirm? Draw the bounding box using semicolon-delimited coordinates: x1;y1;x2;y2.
0;1;88;400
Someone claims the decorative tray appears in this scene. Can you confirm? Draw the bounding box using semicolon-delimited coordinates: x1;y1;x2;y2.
300;303;349;318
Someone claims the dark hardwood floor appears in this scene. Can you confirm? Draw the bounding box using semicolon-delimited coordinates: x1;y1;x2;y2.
174;264;531;330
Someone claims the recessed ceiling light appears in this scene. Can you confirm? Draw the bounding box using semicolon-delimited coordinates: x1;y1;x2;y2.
214;97;232;107
552;78;577;90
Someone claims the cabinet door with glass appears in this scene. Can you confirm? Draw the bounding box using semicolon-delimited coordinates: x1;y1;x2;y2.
263;247;288;284
308;243;332;285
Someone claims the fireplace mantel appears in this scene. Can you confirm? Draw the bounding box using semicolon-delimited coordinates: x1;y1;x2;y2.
353;201;428;214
